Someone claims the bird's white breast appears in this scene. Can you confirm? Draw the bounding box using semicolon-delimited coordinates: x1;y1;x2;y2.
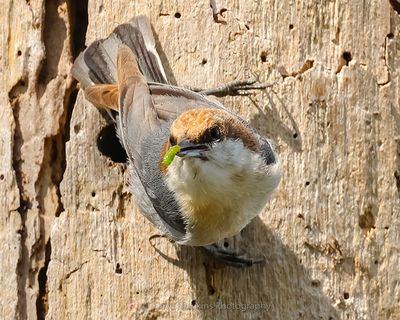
166;139;281;246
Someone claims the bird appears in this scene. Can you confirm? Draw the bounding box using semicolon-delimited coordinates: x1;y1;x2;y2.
71;16;282;267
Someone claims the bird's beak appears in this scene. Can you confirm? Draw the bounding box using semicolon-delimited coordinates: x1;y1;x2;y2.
176;140;209;158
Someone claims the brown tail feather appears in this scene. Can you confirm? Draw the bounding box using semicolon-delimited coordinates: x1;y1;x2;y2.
84;84;119;111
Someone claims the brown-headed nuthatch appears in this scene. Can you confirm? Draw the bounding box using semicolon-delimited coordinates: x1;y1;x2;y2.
72;16;282;267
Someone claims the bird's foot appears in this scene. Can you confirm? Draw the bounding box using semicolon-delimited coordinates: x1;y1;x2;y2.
188;79;274;97
202;243;264;268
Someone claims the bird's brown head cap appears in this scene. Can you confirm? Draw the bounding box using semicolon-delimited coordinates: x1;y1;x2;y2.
169;108;259;151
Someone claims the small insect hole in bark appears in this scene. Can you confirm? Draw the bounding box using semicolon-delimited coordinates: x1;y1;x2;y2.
342;51;352;65
260;51;267;63
115;263;122;274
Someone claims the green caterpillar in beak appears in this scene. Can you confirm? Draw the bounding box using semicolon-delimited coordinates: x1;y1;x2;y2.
162;145;181;167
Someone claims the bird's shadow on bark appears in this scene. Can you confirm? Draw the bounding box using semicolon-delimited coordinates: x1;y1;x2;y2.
247;89;303;153
150;217;339;319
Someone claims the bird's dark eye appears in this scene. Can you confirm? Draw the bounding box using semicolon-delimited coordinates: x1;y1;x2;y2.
169;135;175;145
209;126;221;141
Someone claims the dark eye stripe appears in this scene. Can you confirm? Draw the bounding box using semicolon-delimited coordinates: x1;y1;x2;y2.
169;135;176;145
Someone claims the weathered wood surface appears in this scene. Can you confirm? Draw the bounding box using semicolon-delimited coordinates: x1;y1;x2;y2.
1;0;399;319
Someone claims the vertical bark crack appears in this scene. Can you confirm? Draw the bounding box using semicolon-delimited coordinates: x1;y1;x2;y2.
34;86;76;319
34;1;88;319
36;241;51;319
68;0;88;59
10;81;30;320
391;105;400;197
37;0;67;99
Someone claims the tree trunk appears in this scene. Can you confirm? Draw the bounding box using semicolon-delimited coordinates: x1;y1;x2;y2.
1;0;399;319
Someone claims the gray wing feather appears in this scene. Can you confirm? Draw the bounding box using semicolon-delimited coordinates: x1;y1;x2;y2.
116;48;187;239
129;167;186;241
71;15;167;89
112;17;168;83
97;34;121;80
71;51;95;88
118;87;187;238
258;137;277;165
149;83;225;120
118;80;160;170
138;123;187;238
128;16;168;83
84;39;119;84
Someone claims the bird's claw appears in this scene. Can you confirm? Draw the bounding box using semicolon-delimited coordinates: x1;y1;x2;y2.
188;79;274;97
202;243;264;268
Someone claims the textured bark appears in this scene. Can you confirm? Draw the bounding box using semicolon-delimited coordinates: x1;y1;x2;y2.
1;0;399;319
